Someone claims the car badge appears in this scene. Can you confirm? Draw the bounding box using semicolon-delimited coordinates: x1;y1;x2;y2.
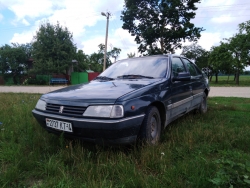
59;106;64;113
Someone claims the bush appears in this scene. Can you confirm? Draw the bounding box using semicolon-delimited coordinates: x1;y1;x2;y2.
24;77;47;85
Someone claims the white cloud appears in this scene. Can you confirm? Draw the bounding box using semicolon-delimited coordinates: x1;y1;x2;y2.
21;18;30;26
10;30;35;44
112;28;139;59
210;15;235;23
191;0;250;52
3;0;123;27
6;0;60;20
81;36;104;55
80;28;138;61
176;32;222;55
7;0;124;47
32;0;123;38
197;32;221;50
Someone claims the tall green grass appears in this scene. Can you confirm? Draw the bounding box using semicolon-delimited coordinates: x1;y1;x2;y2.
0;93;250;187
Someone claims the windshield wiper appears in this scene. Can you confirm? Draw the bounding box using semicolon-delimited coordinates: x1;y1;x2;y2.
117;74;154;79
95;76;114;81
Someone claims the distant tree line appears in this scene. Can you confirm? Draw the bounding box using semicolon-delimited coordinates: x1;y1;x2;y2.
181;20;250;85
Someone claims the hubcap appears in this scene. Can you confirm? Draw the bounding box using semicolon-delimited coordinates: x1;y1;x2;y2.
150;114;158;139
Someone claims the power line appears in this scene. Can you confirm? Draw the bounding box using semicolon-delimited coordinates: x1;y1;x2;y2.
197;3;250;9
194;15;250;18
1;3;250;32
0;12;101;31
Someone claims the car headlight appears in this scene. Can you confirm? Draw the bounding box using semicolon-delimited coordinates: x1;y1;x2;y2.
35;99;46;111
83;105;124;118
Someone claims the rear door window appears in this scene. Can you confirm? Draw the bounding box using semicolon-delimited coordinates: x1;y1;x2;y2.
182;58;198;76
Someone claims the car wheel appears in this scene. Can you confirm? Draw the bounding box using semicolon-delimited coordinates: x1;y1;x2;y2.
138;106;161;145
199;92;207;114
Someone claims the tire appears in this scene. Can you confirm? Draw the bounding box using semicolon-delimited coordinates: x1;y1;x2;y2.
199;92;207;114
138;106;161;145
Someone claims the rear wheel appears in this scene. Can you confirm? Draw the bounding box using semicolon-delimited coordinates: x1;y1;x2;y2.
199;92;207;114
138;106;161;145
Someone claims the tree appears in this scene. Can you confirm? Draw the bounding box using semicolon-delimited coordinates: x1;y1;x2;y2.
224;20;250;85
127;52;136;58
87;44;121;72
0;43;29;84
89;52;103;72
208;43;234;83
108;47;121;63
181;43;209;69
121;0;204;55
74;50;89;71
32;22;76;76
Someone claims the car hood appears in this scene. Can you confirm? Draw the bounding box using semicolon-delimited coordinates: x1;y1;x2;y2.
42;79;161;102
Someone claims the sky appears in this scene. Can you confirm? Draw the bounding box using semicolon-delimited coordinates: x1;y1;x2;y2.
0;0;250;69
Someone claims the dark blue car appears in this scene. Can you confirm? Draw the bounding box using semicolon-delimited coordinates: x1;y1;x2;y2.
32;54;210;145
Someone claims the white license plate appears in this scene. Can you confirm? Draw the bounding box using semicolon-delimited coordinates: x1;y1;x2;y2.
46;118;73;132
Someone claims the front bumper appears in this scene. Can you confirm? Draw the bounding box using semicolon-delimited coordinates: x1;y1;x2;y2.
32;109;145;145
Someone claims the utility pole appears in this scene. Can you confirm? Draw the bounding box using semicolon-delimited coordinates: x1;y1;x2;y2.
101;11;110;71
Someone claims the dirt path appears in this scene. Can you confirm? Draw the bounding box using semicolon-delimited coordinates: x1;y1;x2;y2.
0;86;66;94
208;87;250;98
0;86;250;98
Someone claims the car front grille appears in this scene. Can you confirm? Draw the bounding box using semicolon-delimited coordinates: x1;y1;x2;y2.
46;103;87;117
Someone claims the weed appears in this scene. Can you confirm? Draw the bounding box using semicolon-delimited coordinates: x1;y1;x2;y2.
209;156;250;187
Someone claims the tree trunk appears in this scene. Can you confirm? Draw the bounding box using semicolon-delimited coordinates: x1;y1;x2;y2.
13;74;18;85
235;69;240;85
227;75;230;83
209;75;213;82
215;73;218;83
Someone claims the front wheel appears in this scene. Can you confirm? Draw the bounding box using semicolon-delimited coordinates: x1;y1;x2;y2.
199;92;207;114
138;106;161;145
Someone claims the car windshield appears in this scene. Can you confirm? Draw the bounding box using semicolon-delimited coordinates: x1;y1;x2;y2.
100;56;168;79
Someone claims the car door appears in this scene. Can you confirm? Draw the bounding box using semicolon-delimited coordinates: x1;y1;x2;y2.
170;57;192;118
181;58;204;108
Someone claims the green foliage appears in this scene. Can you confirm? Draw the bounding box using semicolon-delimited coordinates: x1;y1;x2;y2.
181;43;209;69
209;152;250;187
121;0;204;55
244;71;250;75
0;43;31;84
87;44;121;72
89;52;104;72
108;47;121;63
225;33;250;85
74;50;89;71
127;52;136;58
32;22;76;75
209;43;235;83
208;20;250;85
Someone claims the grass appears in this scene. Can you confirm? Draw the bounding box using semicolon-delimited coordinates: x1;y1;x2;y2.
0;93;250;187
209;75;250;86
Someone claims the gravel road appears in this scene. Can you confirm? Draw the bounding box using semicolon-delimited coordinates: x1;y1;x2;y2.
0;86;65;94
208;87;250;98
0;86;249;98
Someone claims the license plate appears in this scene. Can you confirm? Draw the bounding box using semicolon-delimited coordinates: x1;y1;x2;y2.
46;118;73;132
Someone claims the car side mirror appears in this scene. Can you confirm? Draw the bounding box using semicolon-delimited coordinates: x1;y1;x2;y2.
172;72;191;81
